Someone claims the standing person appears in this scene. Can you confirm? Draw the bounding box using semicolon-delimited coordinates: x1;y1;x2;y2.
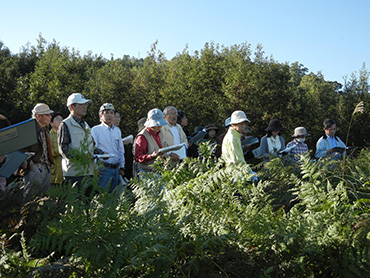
221;110;257;181
285;127;310;162
91;103;125;192
114;111;121;127
198;123;218;158
160;106;188;161
0;114;11;199
216;117;231;158
221;111;250;165
22;103;54;201
254;119;285;161
315;119;346;159
134;108;167;175
50;113;64;185
58;93;102;187
177;110;190;136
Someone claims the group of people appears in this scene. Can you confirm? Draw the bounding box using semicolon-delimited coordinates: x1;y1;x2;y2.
0;93;347;201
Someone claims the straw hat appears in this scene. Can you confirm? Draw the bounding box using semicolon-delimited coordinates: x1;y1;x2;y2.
32;103;54;115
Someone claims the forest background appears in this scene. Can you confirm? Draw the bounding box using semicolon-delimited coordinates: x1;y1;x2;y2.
0;36;369;152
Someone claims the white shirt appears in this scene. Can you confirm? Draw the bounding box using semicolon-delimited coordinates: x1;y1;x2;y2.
91;122;125;168
170;125;181;145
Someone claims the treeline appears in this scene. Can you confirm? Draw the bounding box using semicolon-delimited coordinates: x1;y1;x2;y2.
0;36;369;150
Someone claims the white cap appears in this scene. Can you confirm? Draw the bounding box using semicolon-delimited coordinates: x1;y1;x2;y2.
230;110;250;125
67;93;91;106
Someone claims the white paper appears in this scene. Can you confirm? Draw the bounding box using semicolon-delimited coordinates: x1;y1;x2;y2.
122;135;134;145
279;144;297;154
159;143;186;154
159;143;187;160
94;153;115;159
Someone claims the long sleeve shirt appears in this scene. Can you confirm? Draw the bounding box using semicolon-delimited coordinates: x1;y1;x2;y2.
91;122;125;169
58;115;104;159
134;128;162;164
315;135;346;159
221;127;246;165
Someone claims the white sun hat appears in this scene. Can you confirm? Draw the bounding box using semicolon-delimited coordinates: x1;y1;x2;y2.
144;108;168;127
230;110;250;125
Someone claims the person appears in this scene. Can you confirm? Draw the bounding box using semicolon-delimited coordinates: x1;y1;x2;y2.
255;119;285;161
221;110;257;181
50;112;64;185
222;111;250;165
285;127;310;162
160;106;188;161
315;119;346;159
58;93;103;187
137;117;146;133
91;103;125;192
177;110;190;136
0;114;11;199
187;126;204;158
198;123;218;158
216;117;231;158
114;111;121;127
21;103;54;201
133;108;167;175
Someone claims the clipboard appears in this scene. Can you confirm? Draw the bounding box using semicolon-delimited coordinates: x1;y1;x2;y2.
0;151;28;178
0;119;38;156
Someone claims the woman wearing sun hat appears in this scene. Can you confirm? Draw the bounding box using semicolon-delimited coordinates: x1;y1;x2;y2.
255;119;285;161
133;108;168;174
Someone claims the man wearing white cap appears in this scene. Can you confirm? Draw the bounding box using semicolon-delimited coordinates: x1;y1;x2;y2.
91;103;125;192
134;108;167;174
22;103;54;200
58;93;103;187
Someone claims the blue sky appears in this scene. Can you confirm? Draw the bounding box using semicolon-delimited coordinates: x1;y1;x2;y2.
1;0;369;83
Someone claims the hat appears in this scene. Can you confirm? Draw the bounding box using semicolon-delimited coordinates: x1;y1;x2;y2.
292;127;310;137
32;103;54;115
99;103;115;113
205;123;218;131
265;119;284;132
223;117;231;127
137;117;147;132
67;93;91;106
144;108;168;127
230;111;250;125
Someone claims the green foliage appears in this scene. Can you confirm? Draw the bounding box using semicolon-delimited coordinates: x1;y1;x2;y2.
1;36;369;150
0;232;47;277
3;145;370;277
